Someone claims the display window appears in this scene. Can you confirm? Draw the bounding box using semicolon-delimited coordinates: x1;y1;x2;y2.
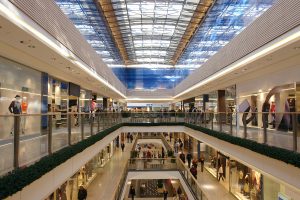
237;83;296;132
0;56;42;138
203;145;218;177
230;160;262;200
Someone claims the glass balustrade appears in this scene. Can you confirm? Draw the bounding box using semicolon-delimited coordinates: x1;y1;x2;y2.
0;111;299;176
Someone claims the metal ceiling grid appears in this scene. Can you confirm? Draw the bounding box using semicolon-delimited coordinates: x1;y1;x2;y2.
107;0;203;64
177;0;276;68
55;0;123;65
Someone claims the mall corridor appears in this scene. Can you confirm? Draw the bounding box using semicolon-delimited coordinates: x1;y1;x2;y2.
86;140;134;200
1;0;300;200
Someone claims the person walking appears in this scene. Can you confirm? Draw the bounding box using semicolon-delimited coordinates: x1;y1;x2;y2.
186;152;192;168
190;165;197;179
130;134;134;143
218;165;225;181
179;152;185;163
77;185;87;200
163;189;168;200
177;187;182;197
200;156;205;172
129;186;136;200
121;143;125;152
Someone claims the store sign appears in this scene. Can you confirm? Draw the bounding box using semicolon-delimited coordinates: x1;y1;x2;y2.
278;192;291;200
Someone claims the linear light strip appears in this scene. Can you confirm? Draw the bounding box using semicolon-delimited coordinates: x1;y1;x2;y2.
174;25;300;99
0;2;126;99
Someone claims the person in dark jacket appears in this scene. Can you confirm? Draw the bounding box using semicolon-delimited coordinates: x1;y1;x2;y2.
200;156;205;172
121;143;125;152
77;186;87;200
163;189;168;200
186;152;192;168
190;165;197;179
129;186;136;200
179;152;185;163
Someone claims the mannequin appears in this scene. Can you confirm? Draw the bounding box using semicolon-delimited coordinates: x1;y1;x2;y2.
8;95;22;135
21;96;28;134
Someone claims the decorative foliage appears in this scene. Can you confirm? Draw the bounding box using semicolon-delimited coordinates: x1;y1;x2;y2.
1;122;299;199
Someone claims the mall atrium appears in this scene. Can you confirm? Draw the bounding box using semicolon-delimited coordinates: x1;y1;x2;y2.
0;0;300;200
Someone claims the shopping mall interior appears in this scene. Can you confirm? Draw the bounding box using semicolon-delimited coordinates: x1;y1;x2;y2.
0;0;300;200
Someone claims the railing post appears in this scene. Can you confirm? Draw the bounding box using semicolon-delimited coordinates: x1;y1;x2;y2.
97;113;100;132
292;113;297;151
219;113;222;132
81;114;84;140
48;115;52;155
90;115;94;136
211;115;213;130
204;113;207;128
13;115;20;168
230;113;233;135
67;114;71;145
243;115;247;139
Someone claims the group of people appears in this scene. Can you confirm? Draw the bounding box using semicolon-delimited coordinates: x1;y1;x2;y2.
127;133;134;143
173;138;184;153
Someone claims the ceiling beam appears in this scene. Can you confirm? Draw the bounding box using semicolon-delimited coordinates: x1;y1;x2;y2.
172;0;215;65
96;0;131;65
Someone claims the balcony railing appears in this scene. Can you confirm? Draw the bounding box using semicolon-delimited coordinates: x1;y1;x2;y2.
0;111;299;176
114;158;208;200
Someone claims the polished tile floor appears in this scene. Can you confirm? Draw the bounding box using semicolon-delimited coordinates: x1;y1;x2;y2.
86;141;134;200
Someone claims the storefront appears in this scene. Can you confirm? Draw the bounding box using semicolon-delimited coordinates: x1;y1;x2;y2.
230;160;263;200
45;136;119;200
203;145;218;177
0;56;42;138
237;83;296;132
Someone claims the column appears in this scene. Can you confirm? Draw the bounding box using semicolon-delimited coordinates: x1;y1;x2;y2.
218;90;226;131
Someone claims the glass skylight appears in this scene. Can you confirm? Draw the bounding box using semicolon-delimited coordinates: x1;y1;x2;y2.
177;0;276;68
110;0;201;64
55;0;123;65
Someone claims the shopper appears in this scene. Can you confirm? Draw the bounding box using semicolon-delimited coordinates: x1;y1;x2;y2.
200;156;205;172
77;185;87;200
127;133;130;143
161;147;165;158
163;189;168;200
218;165;225;181
130;134;134;143
121;143;125;152
177;187;182;196
129;186;136;200
179;152;185;163
186;152;192;168
192;158;198;168
190;165;197;179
